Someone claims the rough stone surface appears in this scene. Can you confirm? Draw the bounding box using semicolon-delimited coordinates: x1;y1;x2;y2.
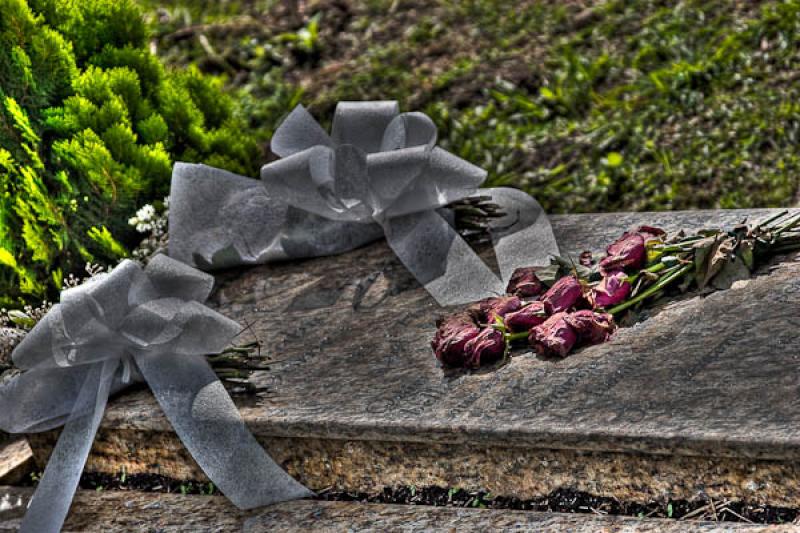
28;430;800;507
0;439;32;485
25;209;800;504
245;500;789;532
0;486;247;532
0;486;787;532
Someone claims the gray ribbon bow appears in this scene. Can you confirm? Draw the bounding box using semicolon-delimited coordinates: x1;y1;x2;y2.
0;255;311;533
169;101;559;305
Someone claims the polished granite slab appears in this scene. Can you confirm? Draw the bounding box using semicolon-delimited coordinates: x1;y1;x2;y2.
102;208;800;456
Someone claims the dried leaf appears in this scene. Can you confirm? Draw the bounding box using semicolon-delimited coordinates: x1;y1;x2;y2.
738;237;755;270
665;229;686;244
641;271;660;282
677;273;693;293
711;255;751;290
701;235;736;289
534;263;562;286
550;255;594;280
692;235;717;284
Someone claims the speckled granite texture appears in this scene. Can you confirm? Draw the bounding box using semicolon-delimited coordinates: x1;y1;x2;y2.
245;500;790;532
0;438;32;485
27;428;800;507
26;209;800;504
0;487;787;532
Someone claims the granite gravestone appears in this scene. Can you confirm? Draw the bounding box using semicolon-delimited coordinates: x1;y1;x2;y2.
28;208;800;506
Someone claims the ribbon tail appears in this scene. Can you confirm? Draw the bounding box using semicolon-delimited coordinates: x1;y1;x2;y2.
480;187;560;283
20;359;117;533
134;352;313;509
382;210;506;305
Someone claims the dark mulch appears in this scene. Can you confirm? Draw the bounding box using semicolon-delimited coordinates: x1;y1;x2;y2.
319;486;799;525
79;472;217;496
17;471;216;496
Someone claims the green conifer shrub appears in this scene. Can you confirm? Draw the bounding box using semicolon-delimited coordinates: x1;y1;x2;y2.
0;0;263;307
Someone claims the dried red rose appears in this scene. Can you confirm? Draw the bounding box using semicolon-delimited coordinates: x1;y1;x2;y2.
464;327;506;368
504;301;547;333
431;313;481;367
542;275;583;314
592;270;631;308
598;232;646;275
472;295;522;323
564;310;615;345
528;312;577;357
598;226;665;275
637;225;666;242
506;267;545;297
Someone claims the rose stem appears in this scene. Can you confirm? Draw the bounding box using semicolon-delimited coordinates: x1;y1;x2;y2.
754;210;790;230
655;243;695;253
771;214;800;238
627;261;667;283
506;331;529;342
607;263;693;316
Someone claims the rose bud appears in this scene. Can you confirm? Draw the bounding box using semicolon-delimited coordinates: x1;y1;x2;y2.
598;231;646;275
579;251;594;267
592;270;631;308
471;295;522;323
506;267;545;297
431;313;481;367
504;301;547;333
464;327;506;368
564;310;616;345
542;275;583;314
637;225;666;242
528;312;577;358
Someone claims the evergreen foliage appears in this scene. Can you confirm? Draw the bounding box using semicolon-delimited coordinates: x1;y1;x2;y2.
0;0;262;306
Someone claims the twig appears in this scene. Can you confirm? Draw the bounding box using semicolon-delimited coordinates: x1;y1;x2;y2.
709;498;720;522
680;503;712;521
197;34;236;75
720;507;754;524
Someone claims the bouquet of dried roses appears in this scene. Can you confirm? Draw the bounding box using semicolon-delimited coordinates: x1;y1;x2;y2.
431;210;800;368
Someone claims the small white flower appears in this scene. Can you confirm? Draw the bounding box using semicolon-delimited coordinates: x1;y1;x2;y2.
128;200;170;261
136;204;156;222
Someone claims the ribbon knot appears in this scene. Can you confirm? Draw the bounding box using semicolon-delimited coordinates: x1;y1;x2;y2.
0;255;311;533
170;101;560;305
264;103;451;224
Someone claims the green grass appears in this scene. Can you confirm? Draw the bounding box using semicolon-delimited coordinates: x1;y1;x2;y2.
139;0;800;214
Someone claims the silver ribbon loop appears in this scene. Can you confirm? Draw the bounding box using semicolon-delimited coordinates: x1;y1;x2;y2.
169;101;560;305
0;255;311;533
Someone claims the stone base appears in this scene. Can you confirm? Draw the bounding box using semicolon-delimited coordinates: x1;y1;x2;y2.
0;438;32;485
0;486;785;532
28;429;800;507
